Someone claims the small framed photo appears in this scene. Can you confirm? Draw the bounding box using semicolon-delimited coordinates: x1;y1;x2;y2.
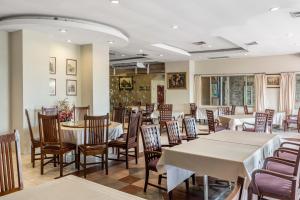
49;78;56;96
267;74;280;88
66;59;77;76
119;76;133;90
66;79;77;96
167;72;187;89
49;57;56;74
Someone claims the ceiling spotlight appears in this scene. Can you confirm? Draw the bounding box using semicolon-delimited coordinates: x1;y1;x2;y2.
244;53;248;56
139;49;143;53
121;54;125;57
159;54;164;57
207;44;212;48
67;39;72;43
59;29;67;33
108;41;114;44
172;25;179;29
269;7;280;12
110;0;120;4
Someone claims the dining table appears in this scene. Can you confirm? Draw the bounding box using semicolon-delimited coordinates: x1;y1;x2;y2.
1;175;145;200
157;131;281;200
151;110;184;124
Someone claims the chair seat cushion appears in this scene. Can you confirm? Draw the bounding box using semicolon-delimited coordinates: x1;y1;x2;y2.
108;138;126;147
277;152;297;162
265;161;294;175
148;158;159;172
251;173;292;199
79;144;107;155
43;142;76;152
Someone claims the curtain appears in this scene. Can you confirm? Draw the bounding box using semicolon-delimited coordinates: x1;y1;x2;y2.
194;75;202;106
255;74;266;112
279;72;296;115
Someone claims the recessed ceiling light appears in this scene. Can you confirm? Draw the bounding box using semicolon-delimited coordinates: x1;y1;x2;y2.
207;44;212;48
172;25;179;29
244;53;248;56
121;54;125;57
108;41;114;44
286;33;294;38
110;0;120;4
59;29;67;33
159;54;164;57
152;43;190;56
139;49;143;53
67;39;72;43
269;7;280;12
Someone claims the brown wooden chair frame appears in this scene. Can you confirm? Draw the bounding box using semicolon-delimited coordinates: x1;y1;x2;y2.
73;105;90;122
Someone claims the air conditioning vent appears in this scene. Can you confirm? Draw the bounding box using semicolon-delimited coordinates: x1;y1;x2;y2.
245;41;258;46
290;12;300;18
192;41;206;46
208;56;229;59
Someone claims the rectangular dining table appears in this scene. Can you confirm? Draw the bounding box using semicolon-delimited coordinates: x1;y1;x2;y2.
1;175;145;200
157;131;280;200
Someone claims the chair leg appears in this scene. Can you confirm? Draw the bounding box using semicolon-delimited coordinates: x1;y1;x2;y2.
168;191;173;200
105;152;108;175
144;169;149;192
59;154;63;177
54;154;57;167
101;154;104;170
247;186;253;200
84;154;87;178
31;146;35;168
41;151;44;175
185;179;189;193
192;174;196;185
125;148;129;169
117;148;120;159
77;152;80;171
135;147;138;164
158;174;162;185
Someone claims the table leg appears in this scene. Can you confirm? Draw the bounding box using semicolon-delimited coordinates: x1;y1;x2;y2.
204;175;208;200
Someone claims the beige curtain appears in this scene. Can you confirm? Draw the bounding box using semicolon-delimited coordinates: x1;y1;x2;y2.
279;72;296;115
255;74;266;112
194;75;202;106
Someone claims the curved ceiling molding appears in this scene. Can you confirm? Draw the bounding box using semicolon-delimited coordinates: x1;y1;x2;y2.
0;15;129;43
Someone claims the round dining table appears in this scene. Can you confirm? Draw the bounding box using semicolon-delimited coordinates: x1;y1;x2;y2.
60;121;123;146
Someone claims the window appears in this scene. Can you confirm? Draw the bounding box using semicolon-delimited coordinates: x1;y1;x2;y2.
200;75;255;106
295;74;300;108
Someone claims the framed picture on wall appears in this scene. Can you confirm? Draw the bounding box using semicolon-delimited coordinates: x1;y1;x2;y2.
66;59;77;76
66;79;77;96
49;78;56;96
167;72;186;89
119;76;133;90
267;74;280;88
49;57;56;74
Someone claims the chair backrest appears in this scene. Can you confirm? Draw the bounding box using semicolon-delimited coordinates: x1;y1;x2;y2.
140;125;161;152
73;105;90;122
183;117;197;138
159;104;173;122
225;177;244;200
38;113;62;146
297;108;300;124
190;103;197;118
41;106;58;115
25;109;35;144
112;106;125;124
84;114;109;145
231;105;236;115
218;107;230;116
0;131;23;196
206;110;216;132
265;109;275;126
254;112;268;133
145;103;155;113
244;105;250;114
126;112;142;145
165;121;182;146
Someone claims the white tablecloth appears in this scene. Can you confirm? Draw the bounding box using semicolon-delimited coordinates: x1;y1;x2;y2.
196;106;221;120
61;121;123;145
158;132;280;194
151;111;184;124
2;175;144;200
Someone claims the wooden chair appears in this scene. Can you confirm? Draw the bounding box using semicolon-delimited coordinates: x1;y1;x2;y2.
183;117;200;139
165;121;183;146
38;113;77;177
225;177;244;200
140;125;190;198
184;103;197;118
73;105;90;122
243;105;253;115
206;110;226;133
231;105;236;115
78;114;109;177
142;103;154;125
265;109;275;133
108;112;142;169
242;112;268;133
41;106;58;115
0;131;23;196
25;109;41;168
218;107;231;116
112;106;126;129
158;104;173;133
284;108;300;133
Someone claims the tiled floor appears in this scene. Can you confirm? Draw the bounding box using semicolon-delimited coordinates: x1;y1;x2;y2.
20;124;300;200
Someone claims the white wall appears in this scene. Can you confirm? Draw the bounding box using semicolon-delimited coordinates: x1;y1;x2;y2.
0;31;10;133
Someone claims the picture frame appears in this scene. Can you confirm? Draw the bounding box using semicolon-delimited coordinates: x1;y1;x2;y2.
266;74;280;88
66;59;77;76
66;79;77;96
49;57;56;74
119;76;133;90
167;72;187;89
49;78;56;96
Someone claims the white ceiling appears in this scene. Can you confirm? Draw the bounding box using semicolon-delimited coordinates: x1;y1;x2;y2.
1;0;300;62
